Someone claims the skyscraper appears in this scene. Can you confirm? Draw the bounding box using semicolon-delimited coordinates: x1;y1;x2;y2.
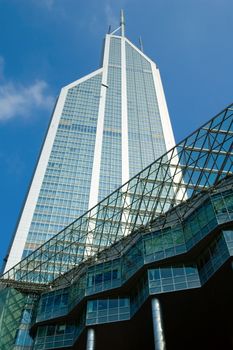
5;11;175;271
1;103;232;350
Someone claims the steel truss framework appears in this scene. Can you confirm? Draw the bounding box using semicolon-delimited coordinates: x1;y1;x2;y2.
1;104;233;287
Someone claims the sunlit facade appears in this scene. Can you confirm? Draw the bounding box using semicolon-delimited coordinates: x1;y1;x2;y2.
25;176;233;350
2;11;232;349
0;100;232;349
5;14;175;271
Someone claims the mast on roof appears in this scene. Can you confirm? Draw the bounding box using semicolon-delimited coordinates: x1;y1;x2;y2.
120;9;125;37
139;36;144;52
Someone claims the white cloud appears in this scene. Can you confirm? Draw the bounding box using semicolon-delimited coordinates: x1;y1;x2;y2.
0;80;54;121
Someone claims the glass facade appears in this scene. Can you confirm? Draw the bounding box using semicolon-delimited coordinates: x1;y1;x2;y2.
36;289;69;323
17;228;231;348
23;73;103;257
0;289;36;350
2;103;232;285
34;315;85;350
9;177;230;344
0;100;232;349
28;220;232;349
148;265;200;295
1;15;232;348
86;297;130;325
86;259;121;294
126;42;167;177
6;29;175;272
34;324;76;350
98;37;122;201
14;295;37;349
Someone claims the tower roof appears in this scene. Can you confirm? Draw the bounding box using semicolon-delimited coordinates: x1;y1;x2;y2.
109;9;126;37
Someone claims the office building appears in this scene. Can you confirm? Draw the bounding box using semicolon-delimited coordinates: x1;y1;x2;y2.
0;103;232;349
5;11;175;271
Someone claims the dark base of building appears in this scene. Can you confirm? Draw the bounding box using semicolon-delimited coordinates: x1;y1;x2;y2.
74;260;233;350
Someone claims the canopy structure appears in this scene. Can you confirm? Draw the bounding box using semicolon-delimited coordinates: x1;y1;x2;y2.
1;103;232;288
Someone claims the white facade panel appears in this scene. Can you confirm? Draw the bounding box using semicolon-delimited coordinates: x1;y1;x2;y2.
5;24;177;272
88;37;110;210
121;37;130;185
5;88;68;271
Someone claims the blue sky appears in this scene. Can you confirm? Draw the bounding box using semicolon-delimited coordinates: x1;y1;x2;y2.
0;0;233;269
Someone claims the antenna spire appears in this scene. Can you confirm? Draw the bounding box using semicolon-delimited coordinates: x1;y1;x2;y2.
139;36;144;52
120;9;125;37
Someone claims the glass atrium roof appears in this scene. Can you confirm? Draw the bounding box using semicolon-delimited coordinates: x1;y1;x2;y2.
1;103;232;287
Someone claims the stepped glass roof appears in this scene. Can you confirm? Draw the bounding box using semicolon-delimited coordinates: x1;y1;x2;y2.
1;103;232;290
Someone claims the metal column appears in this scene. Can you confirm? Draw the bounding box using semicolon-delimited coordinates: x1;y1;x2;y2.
151;298;166;350
86;328;95;350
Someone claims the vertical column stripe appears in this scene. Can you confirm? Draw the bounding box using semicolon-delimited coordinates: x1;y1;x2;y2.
88;35;110;210
121;37;130;185
151;64;185;201
121;37;131;237
151;64;176;151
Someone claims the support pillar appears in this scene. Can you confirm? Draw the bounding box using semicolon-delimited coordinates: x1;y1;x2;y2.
86;328;95;350
151;298;166;350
